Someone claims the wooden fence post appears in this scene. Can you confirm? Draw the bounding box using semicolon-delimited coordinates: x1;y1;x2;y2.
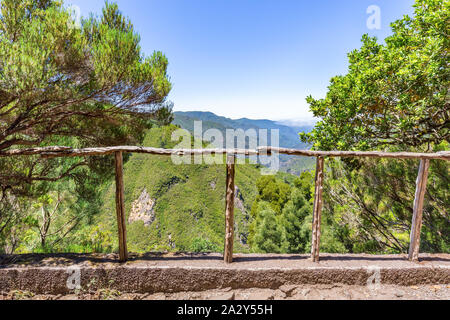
224;154;236;263
114;151;128;262
311;156;325;262
408;159;430;261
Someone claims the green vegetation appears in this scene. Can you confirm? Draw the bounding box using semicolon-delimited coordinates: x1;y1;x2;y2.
301;0;449;151
0;0;171;253
301;0;449;254
249;172;346;254
97;125;264;253
0;0;447;256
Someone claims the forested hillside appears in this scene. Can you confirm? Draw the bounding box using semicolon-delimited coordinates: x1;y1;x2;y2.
95;124;345;254
98;125;263;253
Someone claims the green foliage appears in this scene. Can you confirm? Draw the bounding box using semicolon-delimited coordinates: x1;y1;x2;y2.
249;168;349;254
0;0;171;195
323;147;449;254
190;237;220;253
0;0;171;152
301;0;449;150
0;0;172;253
253;176;291;215
293;171;314;201
251;203;287;253
2;0;446;257
280;189;311;253
98;125;262;254
300;0;449;254
154;101;175;127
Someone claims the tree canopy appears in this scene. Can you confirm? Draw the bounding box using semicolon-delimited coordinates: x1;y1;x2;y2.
301;0;449;151
301;0;449;254
0;0;172;192
0;0;172;252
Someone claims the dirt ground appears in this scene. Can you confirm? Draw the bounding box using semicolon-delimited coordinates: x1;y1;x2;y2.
1;283;449;300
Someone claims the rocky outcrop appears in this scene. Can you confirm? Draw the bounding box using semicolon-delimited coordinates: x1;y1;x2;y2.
234;186;245;214
128;188;156;226
234;186;249;245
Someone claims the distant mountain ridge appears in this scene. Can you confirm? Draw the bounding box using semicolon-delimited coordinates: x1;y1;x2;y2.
173;111;315;174
173;111;313;150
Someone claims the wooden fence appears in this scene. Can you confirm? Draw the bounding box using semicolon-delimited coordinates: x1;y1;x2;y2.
2;146;449;263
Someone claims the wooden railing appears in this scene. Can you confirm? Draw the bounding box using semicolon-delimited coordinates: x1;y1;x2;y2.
2;146;449;263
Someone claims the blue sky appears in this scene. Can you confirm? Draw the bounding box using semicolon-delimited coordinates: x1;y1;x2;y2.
66;0;415;122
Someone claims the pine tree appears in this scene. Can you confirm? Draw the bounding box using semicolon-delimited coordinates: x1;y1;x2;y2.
252;203;287;253
281;189;312;253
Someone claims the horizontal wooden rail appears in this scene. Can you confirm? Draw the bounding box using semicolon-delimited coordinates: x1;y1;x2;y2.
258;147;450;161
0;146;259;158
1;146;449;160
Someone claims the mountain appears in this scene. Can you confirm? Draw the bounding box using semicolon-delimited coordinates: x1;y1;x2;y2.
173;111;316;174
98;125;270;253
174;111;313;149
